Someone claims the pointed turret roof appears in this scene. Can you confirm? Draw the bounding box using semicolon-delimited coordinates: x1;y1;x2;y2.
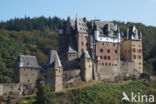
84;50;91;58
54;53;62;68
81;50;91;59
48;50;62;68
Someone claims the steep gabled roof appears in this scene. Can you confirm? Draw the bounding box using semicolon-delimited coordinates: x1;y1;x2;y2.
48;50;62;68
84;50;91;58
19;55;41;69
54;53;62;68
81;50;91;59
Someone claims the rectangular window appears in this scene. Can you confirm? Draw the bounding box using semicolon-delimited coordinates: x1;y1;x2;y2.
108;56;111;60
81;42;84;46
133;48;136;53
100;56;103;59
107;49;110;53
104;56;107;59
105;63;107;66
138;55;141;59
133;55;136;59
100;49;103;53
115;50;117;53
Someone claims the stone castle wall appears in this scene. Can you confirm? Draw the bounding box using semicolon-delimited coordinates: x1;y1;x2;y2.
0;83;22;96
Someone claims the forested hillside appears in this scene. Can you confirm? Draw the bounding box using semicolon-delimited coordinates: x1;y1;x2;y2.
0;16;156;82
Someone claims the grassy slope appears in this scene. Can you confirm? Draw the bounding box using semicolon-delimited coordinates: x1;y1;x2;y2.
55;80;156;104
18;80;156;104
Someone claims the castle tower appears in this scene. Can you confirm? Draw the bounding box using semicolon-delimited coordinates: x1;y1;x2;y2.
80;50;93;82
93;20;121;81
76;17;89;57
46;50;63;92
121;26;143;74
16;55;41;89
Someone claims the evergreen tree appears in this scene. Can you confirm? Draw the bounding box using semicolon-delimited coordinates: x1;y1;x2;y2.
36;85;55;104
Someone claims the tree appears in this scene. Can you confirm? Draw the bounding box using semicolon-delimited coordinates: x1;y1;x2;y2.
36;85;55;104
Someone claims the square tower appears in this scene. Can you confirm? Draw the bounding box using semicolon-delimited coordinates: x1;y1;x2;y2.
121;26;143;74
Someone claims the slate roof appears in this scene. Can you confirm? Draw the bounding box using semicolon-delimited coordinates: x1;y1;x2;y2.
94;20;119;37
68;36;77;53
76;17;88;34
127;25;142;40
19;55;41;69
84;50;91;58
48;50;62;68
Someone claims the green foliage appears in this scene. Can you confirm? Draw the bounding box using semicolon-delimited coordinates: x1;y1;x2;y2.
36;85;55;104
67;80;155;104
0;16;64;31
0;29;59;82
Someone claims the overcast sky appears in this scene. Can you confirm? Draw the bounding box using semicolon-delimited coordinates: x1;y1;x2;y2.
0;0;156;26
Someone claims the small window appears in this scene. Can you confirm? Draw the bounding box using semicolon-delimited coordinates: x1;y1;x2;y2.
108;56;111;60
86;43;88;46
138;55;141;59
104;56;107;59
100;49;103;53
133;48;136;53
109;63;111;66
100;56;103;59
133;55;136;59
107;49;110;53
115;50;117;53
81;42;84;46
105;63;107;66
113;43;115;46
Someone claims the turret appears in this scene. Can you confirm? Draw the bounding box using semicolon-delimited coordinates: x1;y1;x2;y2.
80;50;93;82
46;50;63;92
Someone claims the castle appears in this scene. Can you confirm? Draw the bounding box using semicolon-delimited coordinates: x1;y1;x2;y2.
0;17;143;96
